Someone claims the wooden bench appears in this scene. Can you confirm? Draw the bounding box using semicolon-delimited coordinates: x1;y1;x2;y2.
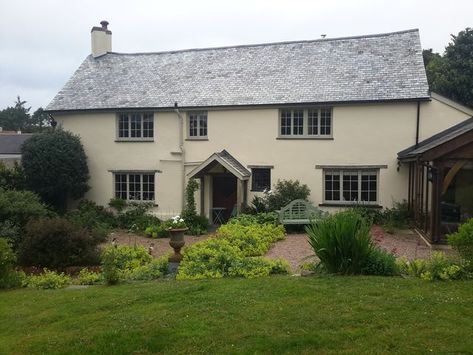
278;199;326;225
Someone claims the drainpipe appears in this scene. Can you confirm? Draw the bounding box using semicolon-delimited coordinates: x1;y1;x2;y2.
174;102;186;210
415;101;420;148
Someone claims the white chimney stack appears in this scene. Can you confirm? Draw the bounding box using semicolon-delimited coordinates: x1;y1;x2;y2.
91;20;112;58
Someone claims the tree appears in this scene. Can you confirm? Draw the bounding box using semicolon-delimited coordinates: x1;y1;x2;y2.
0;97;51;132
21;129;90;211
424;28;473;107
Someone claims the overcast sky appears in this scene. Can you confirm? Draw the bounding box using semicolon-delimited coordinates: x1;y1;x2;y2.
0;0;472;111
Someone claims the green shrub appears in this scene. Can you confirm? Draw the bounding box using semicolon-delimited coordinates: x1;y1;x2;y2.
0;189;50;231
306;210;373;274
67;200;117;233
109;197;127;212
19;218;101;268
229;212;280;226
448;218;473;263
361;248;399;276
0;161;26;190
266;180;311;212
101;245;152;285
77;268;102;285
0;221;20;244
117;203;161;232
0;238;25;289
217;223;285;256
177;238;243;280
228;257;275;278
126;257;169;281
267;258;291;274
397;252;471;281
186;215;209;236
26;269;71;289
144;224;169;238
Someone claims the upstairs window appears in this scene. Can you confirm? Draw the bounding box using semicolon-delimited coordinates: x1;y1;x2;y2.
251;168;271;192
324;169;377;204
280;108;332;138
114;172;155;201
188;112;208;139
118;113;154;139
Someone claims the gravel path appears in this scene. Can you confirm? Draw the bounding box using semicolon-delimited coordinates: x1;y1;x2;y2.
107;226;432;273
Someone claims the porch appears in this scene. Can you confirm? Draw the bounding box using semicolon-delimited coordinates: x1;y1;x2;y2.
399;117;473;243
187;150;250;224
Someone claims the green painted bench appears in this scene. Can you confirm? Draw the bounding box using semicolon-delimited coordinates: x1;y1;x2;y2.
278;199;326;225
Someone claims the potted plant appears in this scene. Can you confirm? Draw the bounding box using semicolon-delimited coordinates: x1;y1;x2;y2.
168;215;188;263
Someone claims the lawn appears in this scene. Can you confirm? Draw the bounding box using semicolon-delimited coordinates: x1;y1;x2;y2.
1;276;472;354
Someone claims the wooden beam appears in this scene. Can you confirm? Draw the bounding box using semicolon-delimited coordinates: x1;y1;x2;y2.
442;160;467;195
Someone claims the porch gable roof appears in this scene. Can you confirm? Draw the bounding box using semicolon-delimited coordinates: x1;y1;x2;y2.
188;150;251;180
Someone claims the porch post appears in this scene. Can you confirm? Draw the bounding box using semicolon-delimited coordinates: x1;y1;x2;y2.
430;160;442;243
200;177;205;215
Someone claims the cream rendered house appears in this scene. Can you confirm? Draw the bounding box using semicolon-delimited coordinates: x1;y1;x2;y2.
45;22;473;225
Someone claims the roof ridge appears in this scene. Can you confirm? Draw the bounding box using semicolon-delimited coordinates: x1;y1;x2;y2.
105;29;419;57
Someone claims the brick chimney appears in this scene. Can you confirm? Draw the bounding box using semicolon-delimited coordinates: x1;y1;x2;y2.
91;20;112;58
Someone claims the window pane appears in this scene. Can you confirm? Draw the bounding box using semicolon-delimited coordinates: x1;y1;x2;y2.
325;172;340;201
280;110;292;135
118;114;129;138
320;108;331;135
189;115;198;137
361;173;377;202
130;114;142;138
128;174;141;200
199;113;207;137
142;174;155;201
342;172;358;202
252;168;271;192
308;110;318;135
143;113;154;138
115;174;127;199
293;110;303;135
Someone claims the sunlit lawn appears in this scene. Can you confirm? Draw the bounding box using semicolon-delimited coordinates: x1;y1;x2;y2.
1;276;472;354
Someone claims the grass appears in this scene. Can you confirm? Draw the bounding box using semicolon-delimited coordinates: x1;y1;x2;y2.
1;276;473;354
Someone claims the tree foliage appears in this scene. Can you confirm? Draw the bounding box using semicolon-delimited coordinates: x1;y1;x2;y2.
0;97;51;132
424;28;473;107
21;129;90;211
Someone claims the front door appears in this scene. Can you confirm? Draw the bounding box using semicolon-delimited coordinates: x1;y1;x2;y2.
212;175;237;223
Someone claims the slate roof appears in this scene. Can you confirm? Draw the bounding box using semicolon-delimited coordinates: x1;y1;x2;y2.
398;117;473;160
188;149;250;180
0;134;32;154
46;29;429;112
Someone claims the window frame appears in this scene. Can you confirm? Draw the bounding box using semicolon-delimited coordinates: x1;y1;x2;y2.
323;169;378;205
116;112;154;141
113;172;156;202
251;168;271;192
278;108;333;139
187;111;208;140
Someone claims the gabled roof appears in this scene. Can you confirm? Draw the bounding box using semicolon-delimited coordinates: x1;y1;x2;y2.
188;150;250;180
398;117;473;160
46;29;429;112
0;133;32;154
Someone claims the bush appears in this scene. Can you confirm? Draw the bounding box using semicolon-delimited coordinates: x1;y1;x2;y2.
144;224;169;238
448;218;473;263
0;221;20;243
229;212;280;226
126;257;169;281
266;180;311;211
109;197;127;212
77;268;102;285
361;248;399;276
0;189;50;230
21;129;90;211
67;200;117;233
177;238;242;280
25;269;71;289
181;179;209;235
228;257;276;278
0;161;26;190
19;218;101;268
306;210;373;274
0;238;25;289
101;245;152;285
117;203;161;233
186;215;209;236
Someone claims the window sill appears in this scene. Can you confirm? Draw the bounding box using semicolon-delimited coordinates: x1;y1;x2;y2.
319;203;382;209
250;189;269;192
126;200;158;206
115;139;154;143
185;138;209;141
276;136;333;140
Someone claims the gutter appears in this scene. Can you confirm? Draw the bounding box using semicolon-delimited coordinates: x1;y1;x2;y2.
174;102;186;210
415;101;420;147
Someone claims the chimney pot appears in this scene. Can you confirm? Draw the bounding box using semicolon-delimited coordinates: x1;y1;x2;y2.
100;20;109;30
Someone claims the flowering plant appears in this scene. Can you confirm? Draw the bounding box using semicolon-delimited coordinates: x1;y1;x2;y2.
167;215;187;230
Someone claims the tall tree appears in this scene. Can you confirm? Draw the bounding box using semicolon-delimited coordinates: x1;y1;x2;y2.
0;97;51;132
21;129;90;212
425;28;473;107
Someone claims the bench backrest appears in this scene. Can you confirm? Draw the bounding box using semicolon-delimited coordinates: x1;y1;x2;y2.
278;199;326;224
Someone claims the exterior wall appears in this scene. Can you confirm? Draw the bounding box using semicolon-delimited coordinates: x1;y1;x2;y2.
55;98;472;217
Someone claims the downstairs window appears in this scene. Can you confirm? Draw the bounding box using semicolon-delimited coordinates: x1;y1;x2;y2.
324;169;378;204
114;172;155;201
